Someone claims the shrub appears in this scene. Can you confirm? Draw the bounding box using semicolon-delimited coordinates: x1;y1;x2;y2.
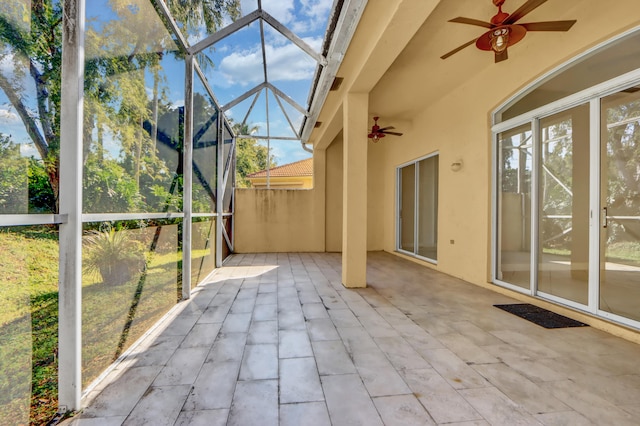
83;226;145;285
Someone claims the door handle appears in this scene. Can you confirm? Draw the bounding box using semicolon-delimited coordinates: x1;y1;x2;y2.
602;207;608;228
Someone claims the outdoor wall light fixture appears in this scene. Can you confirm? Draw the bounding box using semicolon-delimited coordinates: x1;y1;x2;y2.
451;159;463;172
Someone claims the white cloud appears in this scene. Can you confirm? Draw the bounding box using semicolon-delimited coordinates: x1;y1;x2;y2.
262;0;295;24
20;143;38;158
0;108;19;123
214;44;316;87
300;0;334;20
215;37;320;87
291;0;334;36
240;0;258;16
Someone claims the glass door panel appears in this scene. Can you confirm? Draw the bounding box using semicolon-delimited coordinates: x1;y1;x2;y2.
399;164;415;252
600;88;640;321
417;156;438;260
497;124;532;289
538;105;590;305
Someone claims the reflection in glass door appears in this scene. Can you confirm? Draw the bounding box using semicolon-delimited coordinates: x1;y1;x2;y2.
538;105;590;305
496;124;532;289
600;89;640;322
399;164;415;252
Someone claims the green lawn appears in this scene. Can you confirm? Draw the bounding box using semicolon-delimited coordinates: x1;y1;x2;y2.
0;227;59;425
0;224;207;425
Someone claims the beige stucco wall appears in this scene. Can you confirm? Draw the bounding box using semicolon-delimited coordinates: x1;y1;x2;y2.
325;134;343;252
234;151;327;253
378;91;493;284
324;130;397;253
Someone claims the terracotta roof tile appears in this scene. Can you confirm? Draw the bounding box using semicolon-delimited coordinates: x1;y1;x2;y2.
247;158;313;178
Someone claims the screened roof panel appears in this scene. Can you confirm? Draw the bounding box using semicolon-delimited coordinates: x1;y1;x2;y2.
182;0;343;158
198;21;264;107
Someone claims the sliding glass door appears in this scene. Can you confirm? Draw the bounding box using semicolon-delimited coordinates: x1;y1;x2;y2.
600;88;640;322
496;124;532;289
398;154;439;262
537;105;590;305
495;85;640;327
399;164;416;253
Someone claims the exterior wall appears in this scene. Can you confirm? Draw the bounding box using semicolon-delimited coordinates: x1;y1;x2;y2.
367;135;386;250
325;134;343;252
235;152;326;253
235;188;324;252
324;131;390;253
379;93;492;284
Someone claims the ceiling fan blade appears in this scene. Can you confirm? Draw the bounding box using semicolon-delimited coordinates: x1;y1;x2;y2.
521;20;577;31
495;49;509;63
377;126;396;132
449;17;494;28
381;131;403;136
441;38;478;60
504;0;548;24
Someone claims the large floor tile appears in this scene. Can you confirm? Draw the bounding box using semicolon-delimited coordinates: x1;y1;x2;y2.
227;380;278;426
372;395;435;425
321;374;384;426
312;340;357;375
280;357;324;403
239;344;278;380
123;385;191;426
174;409;229;426
280;402;331;426
279;329;313;358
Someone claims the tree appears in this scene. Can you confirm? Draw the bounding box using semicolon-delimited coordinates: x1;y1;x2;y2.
0;134;28;213
0;1;62;210
0;0;241;212
231;121;276;188
604;97;640;243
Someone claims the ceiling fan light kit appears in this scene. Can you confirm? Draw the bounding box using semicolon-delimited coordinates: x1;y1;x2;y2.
441;0;576;63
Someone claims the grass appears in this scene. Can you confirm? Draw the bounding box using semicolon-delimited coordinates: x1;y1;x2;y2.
0;223;219;425
543;242;640;266
0;226;59;425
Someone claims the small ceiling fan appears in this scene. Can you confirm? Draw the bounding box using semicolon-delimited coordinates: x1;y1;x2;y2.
441;0;577;63
368;117;403;142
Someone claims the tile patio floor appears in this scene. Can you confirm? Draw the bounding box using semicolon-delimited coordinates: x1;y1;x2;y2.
66;252;640;425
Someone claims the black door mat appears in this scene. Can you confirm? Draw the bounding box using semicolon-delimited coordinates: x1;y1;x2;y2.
494;303;588;329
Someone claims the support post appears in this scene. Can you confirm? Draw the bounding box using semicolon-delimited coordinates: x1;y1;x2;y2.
182;54;194;298
342;93;368;288
216;113;224;267
58;0;85;411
